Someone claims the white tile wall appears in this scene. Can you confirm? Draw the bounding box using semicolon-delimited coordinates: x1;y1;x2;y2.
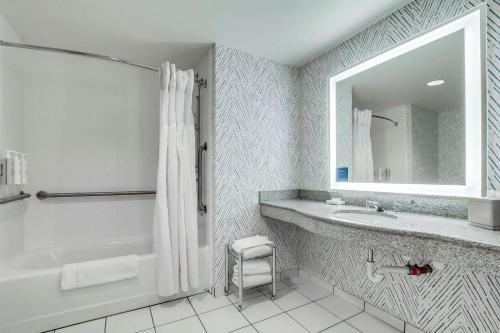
21;54;159;249
0;13;26;260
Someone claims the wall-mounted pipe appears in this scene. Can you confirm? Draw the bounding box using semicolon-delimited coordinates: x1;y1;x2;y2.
366;249;434;283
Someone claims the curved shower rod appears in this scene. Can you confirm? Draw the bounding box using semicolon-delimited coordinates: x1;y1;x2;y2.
372;115;398;127
0;40;207;87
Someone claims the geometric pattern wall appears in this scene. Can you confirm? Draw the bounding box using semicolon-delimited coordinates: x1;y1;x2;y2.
300;0;500;190
213;1;500;332
213;44;302;288
298;1;500;332
297;232;500;333
438;110;465;184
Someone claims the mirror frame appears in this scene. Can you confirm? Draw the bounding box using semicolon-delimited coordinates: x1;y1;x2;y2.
329;7;486;198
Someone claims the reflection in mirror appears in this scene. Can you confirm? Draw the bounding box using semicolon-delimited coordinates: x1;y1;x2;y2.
336;29;465;185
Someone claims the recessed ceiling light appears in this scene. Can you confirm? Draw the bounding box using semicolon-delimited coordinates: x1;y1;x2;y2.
427;80;445;86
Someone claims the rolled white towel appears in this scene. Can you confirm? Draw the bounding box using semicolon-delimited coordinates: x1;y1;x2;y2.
232;274;272;288
231;235;272;254
233;259;271;276
61;255;138;291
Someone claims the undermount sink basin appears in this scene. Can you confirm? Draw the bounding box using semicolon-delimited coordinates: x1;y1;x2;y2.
331;209;398;223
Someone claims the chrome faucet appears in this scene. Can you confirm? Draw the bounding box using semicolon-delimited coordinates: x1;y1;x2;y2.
366;200;384;212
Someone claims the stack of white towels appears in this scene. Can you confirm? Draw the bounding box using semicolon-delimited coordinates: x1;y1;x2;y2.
231;235;273;288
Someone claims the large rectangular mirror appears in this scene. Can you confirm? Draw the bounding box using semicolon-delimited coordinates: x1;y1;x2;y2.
329;8;486;197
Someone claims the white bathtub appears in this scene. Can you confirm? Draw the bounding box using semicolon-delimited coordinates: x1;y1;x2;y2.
0;236;211;333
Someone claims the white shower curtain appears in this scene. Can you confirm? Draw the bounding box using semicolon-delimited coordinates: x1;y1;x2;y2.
154;62;199;297
352;108;374;182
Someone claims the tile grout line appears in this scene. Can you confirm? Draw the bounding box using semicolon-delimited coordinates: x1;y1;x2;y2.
317;313;365;333
187;296;208;333
244;310;284;326
153;314;200;329
313;296;363;319
50;291;210;332
283;310;312;333
148;306;157;333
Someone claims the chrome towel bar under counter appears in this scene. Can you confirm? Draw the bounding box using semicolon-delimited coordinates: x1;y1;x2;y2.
0;191;31;205
36;190;156;200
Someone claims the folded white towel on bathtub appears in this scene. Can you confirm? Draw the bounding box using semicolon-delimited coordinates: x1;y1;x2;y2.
61;255;139;291
233;259;271;275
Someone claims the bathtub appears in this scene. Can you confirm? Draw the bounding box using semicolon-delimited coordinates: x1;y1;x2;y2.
0;236;211;333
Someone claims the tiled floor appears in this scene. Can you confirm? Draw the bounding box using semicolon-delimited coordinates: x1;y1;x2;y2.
47;277;403;333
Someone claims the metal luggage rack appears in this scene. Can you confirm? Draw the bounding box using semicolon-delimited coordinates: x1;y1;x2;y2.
224;242;276;310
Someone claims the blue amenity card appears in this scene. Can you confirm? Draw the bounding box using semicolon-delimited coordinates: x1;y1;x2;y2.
336;167;349;182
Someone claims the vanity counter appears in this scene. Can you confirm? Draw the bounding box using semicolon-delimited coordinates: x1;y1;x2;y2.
260;199;500;275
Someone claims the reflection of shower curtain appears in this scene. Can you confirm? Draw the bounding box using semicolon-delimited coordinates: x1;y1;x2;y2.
352;108;374;182
154;62;199;297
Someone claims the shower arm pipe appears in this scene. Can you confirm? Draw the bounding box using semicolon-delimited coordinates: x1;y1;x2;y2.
366;249;433;283
0;40;207;86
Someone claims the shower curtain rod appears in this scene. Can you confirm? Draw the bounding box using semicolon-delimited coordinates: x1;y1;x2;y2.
0;40;207;86
372;115;398;127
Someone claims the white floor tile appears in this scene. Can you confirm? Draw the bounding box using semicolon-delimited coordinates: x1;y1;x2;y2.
365;303;404;331
282;276;308;287
150;298;196;326
106;307;154;333
295;282;331;301
253;313;308;333
55;318;105;333
258;280;290;295
316;294;363;319
333;287;364;309
231;326;258;333
267;289;311;311
198;305;248;333
288;303;342;333
346;312;402;333
228;288;263;304
238;295;282;323
321;322;361;333
188;292;231;314
155;316;205;333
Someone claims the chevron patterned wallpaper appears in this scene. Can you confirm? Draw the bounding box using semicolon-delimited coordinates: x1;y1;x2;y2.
297;1;500;332
212;1;500;332
300;0;499;191
212;44;302;288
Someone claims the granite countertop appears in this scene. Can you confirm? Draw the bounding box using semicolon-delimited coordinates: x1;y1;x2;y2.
260;199;500;251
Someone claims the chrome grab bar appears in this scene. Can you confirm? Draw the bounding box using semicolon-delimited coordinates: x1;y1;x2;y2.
0;191;31;205
36;190;155;200
197;142;207;214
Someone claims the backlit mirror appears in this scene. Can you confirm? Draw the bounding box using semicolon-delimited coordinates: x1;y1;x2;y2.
329;9;486;197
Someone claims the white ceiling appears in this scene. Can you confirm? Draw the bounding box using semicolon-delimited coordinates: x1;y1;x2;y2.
0;0;410;69
348;29;465;113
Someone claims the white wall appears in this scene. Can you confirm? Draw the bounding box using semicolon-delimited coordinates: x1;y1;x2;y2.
194;48;214;248
0;14;26;260
0;39;213;259
195;47;214;289
371;105;411;183
19;51;159;249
